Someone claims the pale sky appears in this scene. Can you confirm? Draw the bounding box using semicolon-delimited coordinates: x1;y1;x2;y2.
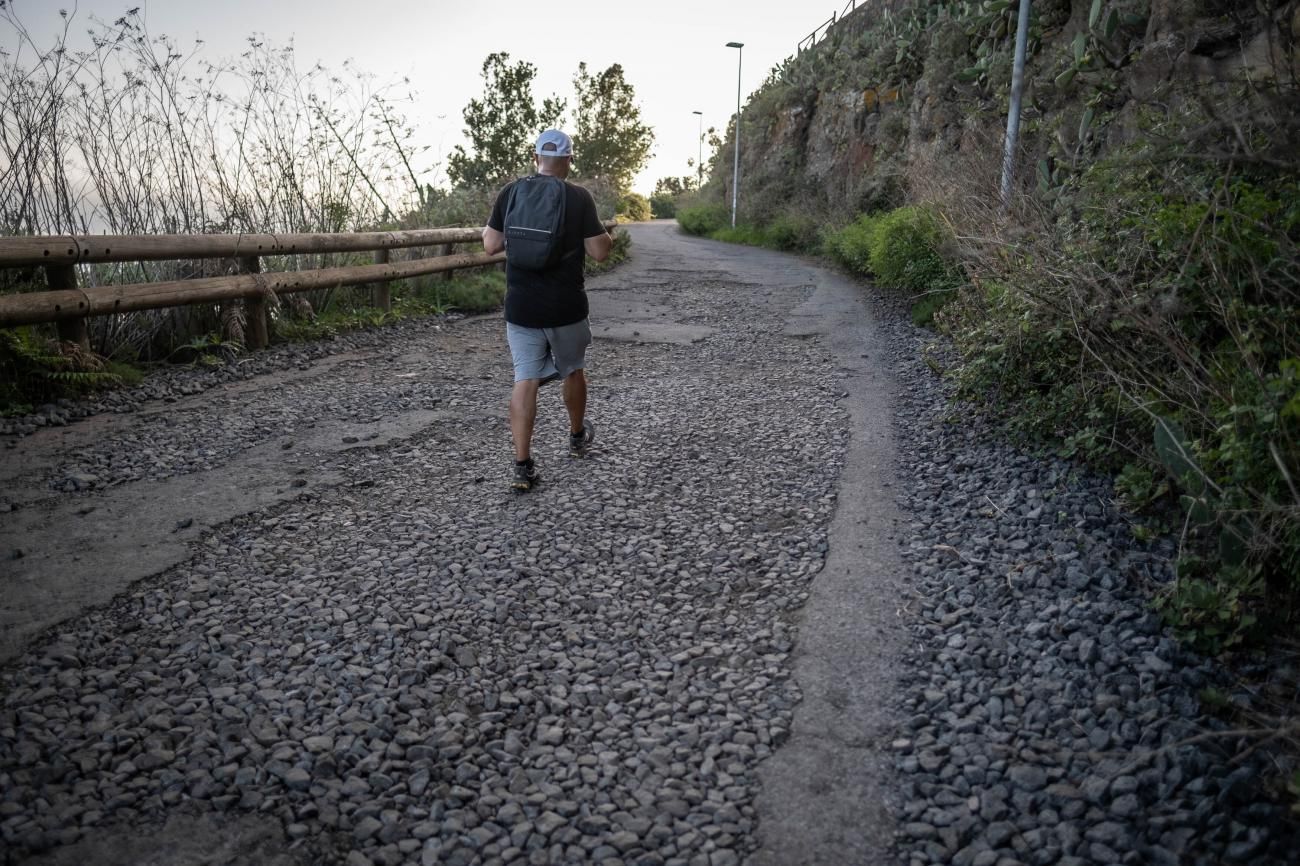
12;0;849;195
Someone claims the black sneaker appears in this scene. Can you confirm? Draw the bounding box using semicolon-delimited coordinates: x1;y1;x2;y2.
511;459;540;492
568;420;595;458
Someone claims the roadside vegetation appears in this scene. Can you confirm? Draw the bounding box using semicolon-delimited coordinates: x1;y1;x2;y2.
678;0;1300;659
0;6;644;416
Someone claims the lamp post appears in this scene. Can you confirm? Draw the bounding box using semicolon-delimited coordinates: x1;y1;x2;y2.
692;110;703;190
726;41;743;228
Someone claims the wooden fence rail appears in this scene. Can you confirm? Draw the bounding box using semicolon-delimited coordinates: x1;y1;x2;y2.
0;227;486;267
0;223;613;351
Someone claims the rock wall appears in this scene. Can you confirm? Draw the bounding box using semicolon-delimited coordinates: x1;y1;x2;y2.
719;0;1298;222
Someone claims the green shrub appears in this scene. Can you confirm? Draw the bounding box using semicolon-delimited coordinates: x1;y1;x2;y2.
910;289;956;327
681;209;823;253
824;213;883;275
1086;167;1299;651
823;206;960;324
711;225;764;246
869;206;959;293
649;193;676;219
764;213;821;252
617;192;652;222
677;203;730;236
422;271;507;314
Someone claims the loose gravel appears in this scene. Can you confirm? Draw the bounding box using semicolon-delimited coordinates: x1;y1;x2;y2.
0;315;462;439
1;314;482;492
0;268;849;866
873;297;1300;865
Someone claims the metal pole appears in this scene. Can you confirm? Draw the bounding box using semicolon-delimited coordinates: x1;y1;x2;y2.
1000;0;1032;207
693;110;703;189
727;42;744;228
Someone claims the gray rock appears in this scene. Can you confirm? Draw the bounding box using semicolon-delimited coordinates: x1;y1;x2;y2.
354;816;383;841
284;767;312;791
1007;765;1047;792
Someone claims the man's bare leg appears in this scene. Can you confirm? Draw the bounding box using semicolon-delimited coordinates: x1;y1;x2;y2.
510;379;541;461
562;370;587;435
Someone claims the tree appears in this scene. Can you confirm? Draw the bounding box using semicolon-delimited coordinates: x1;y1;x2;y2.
570;62;654;194
649;176;699;220
653;176;695;197
701;126;724;183
447;53;564;189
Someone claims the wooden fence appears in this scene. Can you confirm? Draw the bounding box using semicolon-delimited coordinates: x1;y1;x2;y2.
0;224;609;351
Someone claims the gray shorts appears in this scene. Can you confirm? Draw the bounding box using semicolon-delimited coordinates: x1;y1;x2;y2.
506;319;592;383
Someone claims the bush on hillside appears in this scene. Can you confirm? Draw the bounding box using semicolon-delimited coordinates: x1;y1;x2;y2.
932;104;1300;651
869;206;959;294
763;213;822;252
825;206;960;323
677;203;730;236
824;213;883;275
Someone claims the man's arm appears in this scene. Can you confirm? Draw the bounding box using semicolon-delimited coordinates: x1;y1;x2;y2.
483;226;505;256
483;184;510;255
584;230;613;262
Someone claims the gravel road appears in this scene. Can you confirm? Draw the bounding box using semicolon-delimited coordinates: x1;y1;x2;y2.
0;223;901;865
1;221;1296;866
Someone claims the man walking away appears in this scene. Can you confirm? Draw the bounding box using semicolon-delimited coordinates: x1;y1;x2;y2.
482;129;614;492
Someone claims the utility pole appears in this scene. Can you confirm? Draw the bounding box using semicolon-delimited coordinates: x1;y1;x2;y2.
1000;0;1032;207
726;42;744;228
692;110;703;189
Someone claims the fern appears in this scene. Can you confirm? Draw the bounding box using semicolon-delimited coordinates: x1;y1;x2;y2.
44;369;122;387
0;327;131;413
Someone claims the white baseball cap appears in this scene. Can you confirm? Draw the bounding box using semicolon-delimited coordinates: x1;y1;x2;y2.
535;129;573;157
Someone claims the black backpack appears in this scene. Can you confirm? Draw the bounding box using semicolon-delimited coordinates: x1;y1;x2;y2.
503;175;567;271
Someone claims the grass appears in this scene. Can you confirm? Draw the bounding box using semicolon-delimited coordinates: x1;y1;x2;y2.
273;270;508;342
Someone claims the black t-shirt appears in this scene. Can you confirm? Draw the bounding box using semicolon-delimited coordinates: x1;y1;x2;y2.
488;177;606;328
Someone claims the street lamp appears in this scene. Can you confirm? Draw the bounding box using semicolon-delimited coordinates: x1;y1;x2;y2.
692;110;703;190
726;41;743;228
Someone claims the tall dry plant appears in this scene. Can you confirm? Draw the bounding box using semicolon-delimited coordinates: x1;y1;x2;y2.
911;83;1300;648
0;4;434;358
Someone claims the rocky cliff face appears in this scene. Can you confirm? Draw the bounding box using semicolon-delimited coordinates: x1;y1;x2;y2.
718;0;1299;223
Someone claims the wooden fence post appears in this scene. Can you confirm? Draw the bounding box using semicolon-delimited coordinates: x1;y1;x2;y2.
239;256;269;350
372;249;392;311
46;265;89;351
438;244;454;281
